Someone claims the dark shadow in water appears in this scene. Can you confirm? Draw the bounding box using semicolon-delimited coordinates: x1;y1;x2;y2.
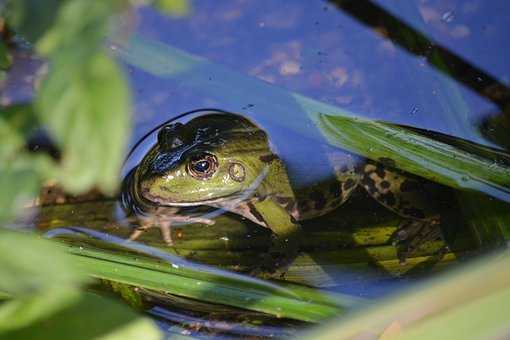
478;111;510;151
328;0;510;113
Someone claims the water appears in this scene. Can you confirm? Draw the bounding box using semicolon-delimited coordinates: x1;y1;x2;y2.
115;1;510;334
5;0;510;337
129;0;509;147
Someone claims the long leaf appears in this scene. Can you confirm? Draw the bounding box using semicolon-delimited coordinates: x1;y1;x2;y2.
47;229;361;322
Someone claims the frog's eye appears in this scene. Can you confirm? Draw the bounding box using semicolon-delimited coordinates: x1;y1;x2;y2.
187;153;218;179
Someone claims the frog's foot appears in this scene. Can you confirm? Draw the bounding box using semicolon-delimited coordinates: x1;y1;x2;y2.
128;215;215;245
249;253;293;279
391;216;443;263
250;235;300;277
128;218;174;244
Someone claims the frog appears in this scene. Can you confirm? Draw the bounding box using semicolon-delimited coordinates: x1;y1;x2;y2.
122;112;443;270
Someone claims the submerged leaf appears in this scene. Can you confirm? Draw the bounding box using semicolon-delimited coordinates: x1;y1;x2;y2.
0;230;87;331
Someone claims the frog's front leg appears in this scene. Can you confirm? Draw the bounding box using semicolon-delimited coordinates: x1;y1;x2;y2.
250;198;302;272
128;207;215;245
360;161;444;262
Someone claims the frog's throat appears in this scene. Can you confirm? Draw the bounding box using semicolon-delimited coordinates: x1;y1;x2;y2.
141;166;269;208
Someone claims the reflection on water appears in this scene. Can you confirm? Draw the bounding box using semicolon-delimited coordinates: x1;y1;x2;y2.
131;0;509;151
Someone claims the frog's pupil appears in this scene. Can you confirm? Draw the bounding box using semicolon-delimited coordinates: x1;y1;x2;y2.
194;160;209;172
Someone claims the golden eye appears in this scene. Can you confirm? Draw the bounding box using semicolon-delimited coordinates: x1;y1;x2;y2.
228;162;246;182
187;153;218;179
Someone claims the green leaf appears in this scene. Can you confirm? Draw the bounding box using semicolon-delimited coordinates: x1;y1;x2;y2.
0;230;88;331
0;163;40;222
0;104;39;155
36;0;124;56
50;237;360;322
0;287;80;333
0;230;86;297
155;0;190;17
398;286;510;339
314;114;510;201
0;292;162;340
33;0;131;194
37;50;131;194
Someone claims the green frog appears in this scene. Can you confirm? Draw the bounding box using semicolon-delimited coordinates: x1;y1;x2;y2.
123;112;442;269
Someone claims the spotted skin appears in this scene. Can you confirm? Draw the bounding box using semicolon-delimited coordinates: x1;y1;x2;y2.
360;161;437;221
286;156;441;261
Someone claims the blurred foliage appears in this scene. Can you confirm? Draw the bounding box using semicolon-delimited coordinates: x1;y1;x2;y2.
0;229;85;332
302;250;510;339
0;229;161;338
0;0;188;337
0;104;50;222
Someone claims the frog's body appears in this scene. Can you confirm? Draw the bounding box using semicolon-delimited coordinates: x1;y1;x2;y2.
125;113;441;268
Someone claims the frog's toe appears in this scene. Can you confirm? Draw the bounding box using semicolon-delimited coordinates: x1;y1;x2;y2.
158;220;174;245
127;227;145;242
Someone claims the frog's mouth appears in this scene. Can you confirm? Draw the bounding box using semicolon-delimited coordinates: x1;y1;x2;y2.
140;190;243;206
139;166;269;208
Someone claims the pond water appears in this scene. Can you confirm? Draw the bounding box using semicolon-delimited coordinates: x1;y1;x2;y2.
4;0;510;338
107;0;510;335
129;0;508;143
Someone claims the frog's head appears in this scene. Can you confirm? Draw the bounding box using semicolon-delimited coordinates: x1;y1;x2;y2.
134;114;275;207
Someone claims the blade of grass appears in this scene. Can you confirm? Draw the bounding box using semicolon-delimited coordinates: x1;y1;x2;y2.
315;114;510;201
48;232;360;322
